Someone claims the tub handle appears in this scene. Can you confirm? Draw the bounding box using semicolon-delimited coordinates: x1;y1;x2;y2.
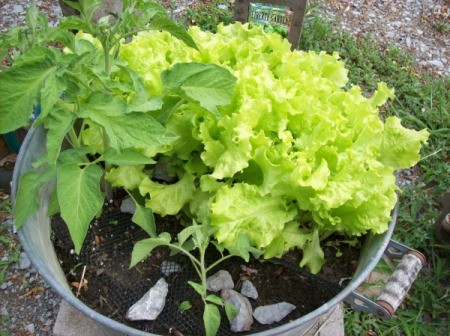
346;240;426;319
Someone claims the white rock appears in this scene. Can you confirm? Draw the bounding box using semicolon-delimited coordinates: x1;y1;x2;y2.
206;270;234;292
221;289;253;332
19;252;31;270
428;59;444;68
240;280;258;299
120;197;136;214
253;302;296;325
160;261;181;276
126;278;168;321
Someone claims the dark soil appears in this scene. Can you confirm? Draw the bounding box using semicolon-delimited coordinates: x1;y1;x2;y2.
51;202;360;336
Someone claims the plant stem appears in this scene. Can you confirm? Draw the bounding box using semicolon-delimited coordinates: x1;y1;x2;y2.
206;254;234;273
69;128;81;149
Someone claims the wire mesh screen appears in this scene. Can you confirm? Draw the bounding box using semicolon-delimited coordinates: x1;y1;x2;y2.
51;205;341;336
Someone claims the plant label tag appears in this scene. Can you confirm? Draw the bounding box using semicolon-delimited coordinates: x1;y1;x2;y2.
234;0;308;50
248;3;294;38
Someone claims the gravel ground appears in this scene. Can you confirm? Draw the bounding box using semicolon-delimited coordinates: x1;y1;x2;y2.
0;0;448;335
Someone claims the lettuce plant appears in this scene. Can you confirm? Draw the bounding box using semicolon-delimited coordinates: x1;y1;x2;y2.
116;23;429;274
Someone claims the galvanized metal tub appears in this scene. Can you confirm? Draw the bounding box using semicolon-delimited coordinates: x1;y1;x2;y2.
12;125;421;336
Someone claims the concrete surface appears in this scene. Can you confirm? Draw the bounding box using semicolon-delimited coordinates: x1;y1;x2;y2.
53;300;345;336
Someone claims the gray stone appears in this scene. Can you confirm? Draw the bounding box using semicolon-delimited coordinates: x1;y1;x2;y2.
206;270;234;292
160;261;181;276
19;252;31;269
12;5;24;14
221;289;253;332
0;283;7;290
253;302;296;325
240;280;258;299
126;278;168;321
428;60;444;68
25;323;35;334
120;197;136;214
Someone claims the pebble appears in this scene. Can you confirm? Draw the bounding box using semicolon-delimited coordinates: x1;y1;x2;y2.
253;302;297;325
206;270;234;292
240;279;258;299
25;323;35;334
310;0;449;77
19;252;31;269
126;278;168;321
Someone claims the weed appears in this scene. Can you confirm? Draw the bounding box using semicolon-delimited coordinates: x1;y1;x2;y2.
434;21;450;33
0;194;20;285
186;0;233;32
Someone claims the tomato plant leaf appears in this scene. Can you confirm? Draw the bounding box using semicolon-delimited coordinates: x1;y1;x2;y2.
132;204;157;237
187;281;204;296
206;295;223;306
45;107;76;165
88;109;177;151
148;16;198;50
38;75;67;123
57;163;104;253
102;148;155;166
204;304;221;336
130;233;171;267
161;63;236;118
14;166;56;229
0;57;57;134
179;300;192;311
224;303;238;324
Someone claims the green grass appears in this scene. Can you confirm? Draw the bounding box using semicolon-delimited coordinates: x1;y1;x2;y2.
186;3;450;334
0;194;20;285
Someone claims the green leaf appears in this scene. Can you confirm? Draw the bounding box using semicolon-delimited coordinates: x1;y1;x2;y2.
14;167;56;229
130;233;171;267
206;295;223;306
179;300;192;311
47;188;60;217
227;234;263;262
132;204;157;237
225;303;238;324
134;1;168;18
25;1;39;30
126;97;163;113
299;228;325;274
187;281;204;296
84;92;128;117
0;58;57;134
204;304;221;336
87;108;177;151
210;183;297;249
140;173;196;216
58;148;91;164
57;164;104;253
45;107;76;165
13;46;55;67
148;16;198;50
161;63;236;117
38;75;67;124
177;224;203;247
102;148;155;166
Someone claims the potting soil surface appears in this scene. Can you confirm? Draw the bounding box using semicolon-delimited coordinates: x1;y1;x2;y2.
51;202;359;336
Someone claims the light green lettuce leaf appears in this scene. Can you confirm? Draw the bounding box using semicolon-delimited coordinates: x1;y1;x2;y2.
106;165;146;190
139;173;196;216
209;183;297;248
379;117;429;169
